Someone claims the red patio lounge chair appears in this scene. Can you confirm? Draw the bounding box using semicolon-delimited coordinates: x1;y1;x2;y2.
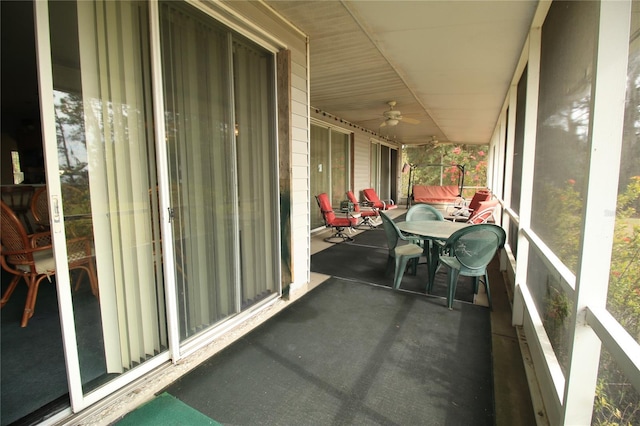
445;189;491;221
466;199;500;224
315;193;359;242
346;190;379;228
362;188;397;211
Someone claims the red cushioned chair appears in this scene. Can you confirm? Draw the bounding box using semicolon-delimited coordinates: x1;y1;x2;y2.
315;193;359;242
362;188;397;211
467;199;499;224
346;190;379;229
445;189;491;221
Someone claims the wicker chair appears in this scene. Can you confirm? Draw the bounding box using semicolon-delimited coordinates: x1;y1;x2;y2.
1;200;98;326
30;186;50;231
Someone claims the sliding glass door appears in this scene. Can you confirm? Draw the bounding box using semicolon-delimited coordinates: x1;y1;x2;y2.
159;2;279;341
370;142;396;202
45;0;168;395
331;130;350;207
30;0;280;416
380;145;391;200
370;141;379;190
234;37;279;310
310;123;351;229
310;124;330;229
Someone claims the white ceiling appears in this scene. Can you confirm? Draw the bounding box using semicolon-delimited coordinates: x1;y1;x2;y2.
264;0;538;145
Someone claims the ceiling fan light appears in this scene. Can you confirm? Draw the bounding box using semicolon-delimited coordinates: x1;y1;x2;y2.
386;118;399;126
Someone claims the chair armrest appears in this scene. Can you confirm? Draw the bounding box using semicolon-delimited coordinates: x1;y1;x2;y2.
66;236;94;257
29;231;52;248
450;207;472;217
2;241;53;261
445;197;469;216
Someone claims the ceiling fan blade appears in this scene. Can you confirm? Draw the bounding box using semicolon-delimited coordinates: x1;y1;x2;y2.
400;117;420;124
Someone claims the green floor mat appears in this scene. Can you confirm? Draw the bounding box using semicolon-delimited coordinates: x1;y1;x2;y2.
116;392;220;425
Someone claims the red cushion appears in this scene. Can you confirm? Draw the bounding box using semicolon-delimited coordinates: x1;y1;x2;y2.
317;192;358;226
468;199;499;223
467;190;491;213
332;216;358;227
412;185;459;203
363;188;396;210
345;191;361;212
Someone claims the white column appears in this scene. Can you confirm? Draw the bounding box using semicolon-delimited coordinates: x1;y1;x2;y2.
562;1;631;424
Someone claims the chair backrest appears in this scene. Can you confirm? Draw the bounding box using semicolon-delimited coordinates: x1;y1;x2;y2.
406;204;444;222
468;199;499;224
467;190;491;213
362;188;383;208
345;190;361;212
446;224;506;270
1;200;31;263
379;211;400;251
315;193;337;224
31;187;49;227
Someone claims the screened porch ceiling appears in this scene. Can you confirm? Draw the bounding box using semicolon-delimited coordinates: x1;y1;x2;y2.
264;0;538;146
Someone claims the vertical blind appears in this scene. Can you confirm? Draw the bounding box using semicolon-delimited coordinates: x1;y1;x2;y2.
160;2;278;340
76;0;166;373
233;38;278;308
161;2;236;338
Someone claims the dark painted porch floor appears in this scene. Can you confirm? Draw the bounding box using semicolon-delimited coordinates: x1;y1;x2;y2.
109;208;538;425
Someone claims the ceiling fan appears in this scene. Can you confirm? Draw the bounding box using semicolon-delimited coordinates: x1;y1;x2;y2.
380;101;420;127
408;135;441;148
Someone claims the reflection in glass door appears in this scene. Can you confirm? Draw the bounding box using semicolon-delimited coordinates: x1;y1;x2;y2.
48;0;168;392
159;2;279;341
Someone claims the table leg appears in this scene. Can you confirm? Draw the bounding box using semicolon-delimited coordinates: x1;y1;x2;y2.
427;242;440;293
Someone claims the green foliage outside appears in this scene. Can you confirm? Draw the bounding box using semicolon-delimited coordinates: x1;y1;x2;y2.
538;175;640;425
401;144;489;201
55;92;93;239
593;176;640;426
537;179;583;273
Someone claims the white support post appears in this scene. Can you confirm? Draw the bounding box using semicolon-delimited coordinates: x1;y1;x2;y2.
561;1;631;424
512;27;541;327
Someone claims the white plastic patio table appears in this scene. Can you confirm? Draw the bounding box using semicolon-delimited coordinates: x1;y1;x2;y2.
396;220;469;292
